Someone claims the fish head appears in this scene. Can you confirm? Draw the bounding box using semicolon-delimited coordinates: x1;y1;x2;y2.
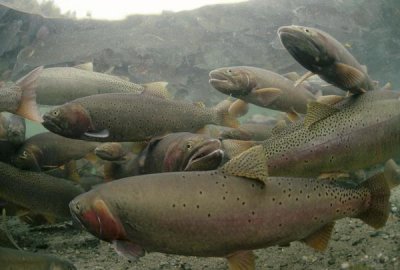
42;103;93;139
163;133;223;171
69;192;125;242
6;116;25;145
209;67;256;96
12;144;42;171
95;142;126;161
278;25;334;72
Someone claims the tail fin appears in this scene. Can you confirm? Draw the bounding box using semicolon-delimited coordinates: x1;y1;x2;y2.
214;100;239;128
15;66;43;123
358;172;390;229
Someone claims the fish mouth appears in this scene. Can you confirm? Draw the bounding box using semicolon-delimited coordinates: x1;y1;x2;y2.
278;26;325;71
184;139;223;171
42;114;63;133
208;70;235;92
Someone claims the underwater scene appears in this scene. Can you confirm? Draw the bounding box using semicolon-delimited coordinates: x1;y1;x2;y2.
0;0;400;269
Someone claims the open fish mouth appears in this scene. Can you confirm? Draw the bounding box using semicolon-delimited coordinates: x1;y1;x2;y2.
184;139;223;171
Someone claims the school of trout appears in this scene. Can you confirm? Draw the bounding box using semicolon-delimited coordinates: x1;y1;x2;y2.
0;24;398;270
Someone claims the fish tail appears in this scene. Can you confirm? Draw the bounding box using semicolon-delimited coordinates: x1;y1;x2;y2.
214;100;239;128
358;172;390;229
15;66;43;123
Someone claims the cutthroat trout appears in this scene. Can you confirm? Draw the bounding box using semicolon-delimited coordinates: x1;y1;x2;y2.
69;146;390;270
0;66;43;122
12;132;99;171
0;247;76;270
0;162;83;220
138;132;224;174
209;66;315;116
35;66;168;105
278;25;374;94
244;90;400;178
42;94;238;142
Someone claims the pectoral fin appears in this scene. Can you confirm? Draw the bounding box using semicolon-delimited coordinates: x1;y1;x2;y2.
112;240;145;261
384;159;400;189
334;63;367;93
229;99;249;118
302;222;335;251
84;129;110;139
253;88;282;106
220;145;268;184
282;71;300;81
294;71;315;87
226;250;255;270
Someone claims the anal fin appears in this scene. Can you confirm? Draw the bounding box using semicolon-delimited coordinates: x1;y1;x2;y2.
226;250;255;270
302;222;335;251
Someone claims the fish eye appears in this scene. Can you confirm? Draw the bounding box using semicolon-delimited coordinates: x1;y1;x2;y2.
21;151;28;158
186;142;193;150
52;110;60;116
226;69;232;74
304;28;310;33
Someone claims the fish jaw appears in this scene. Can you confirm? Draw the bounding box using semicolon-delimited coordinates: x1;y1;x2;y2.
184;139;223;171
209;68;253;96
42;103;94;139
69;195;126;242
278;25;333;72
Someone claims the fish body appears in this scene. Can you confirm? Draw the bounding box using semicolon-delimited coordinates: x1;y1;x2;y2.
35;67;167;105
70;148;389;266
139;132;224;174
261;90;400;177
0;247;76;270
220;123;273;141
0;67;43;122
42;94;237;142
278;25;374;94
12;132;99;171
209;66;315;114
0;161;83;219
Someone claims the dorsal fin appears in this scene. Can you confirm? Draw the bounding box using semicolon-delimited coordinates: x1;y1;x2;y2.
74;62;93;71
271;119;287;135
220;145;268;184
316;95;345;105
304;101;339;128
302;222;335;251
